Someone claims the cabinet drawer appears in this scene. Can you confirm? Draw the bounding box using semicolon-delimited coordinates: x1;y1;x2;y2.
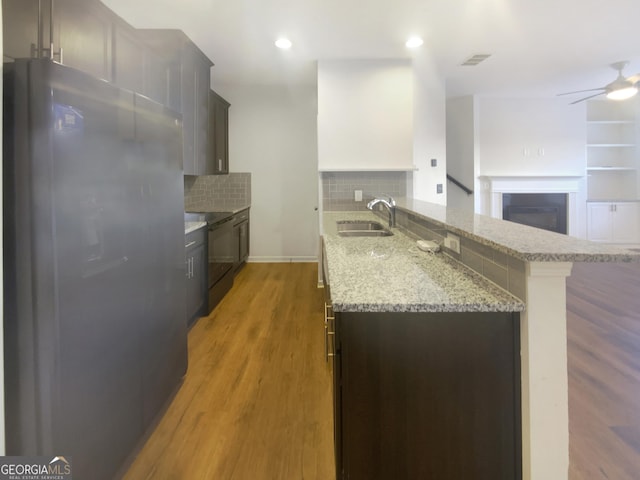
233;209;250;224
185;225;206;249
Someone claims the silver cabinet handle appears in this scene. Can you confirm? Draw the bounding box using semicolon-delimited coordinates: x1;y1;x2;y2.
185;240;197;248
324;302;335;361
218;159;223;171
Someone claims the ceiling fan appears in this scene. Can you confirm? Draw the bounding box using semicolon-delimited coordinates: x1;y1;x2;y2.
558;61;640;104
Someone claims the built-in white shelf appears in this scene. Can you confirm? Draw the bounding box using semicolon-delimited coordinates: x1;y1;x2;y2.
587;166;637;171
586;99;639;203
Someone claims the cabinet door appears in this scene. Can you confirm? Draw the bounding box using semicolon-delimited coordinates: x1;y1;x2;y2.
181;49;197;174
53;0;113;81
186;241;207;326
195;62;210;174
587;203;613;242
239;221;249;263
612;203;640;244
209;90;230;174
112;22;144;94
3;0;40;61
337;312;520;479
142;47;170;107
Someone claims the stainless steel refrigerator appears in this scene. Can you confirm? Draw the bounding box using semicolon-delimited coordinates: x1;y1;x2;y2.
3;59;188;479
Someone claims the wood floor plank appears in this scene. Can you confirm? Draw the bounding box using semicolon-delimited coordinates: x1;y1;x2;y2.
123;263;334;480
567;261;640;480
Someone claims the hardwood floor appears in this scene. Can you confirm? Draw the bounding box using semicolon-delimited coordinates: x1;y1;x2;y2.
123;263;335;480
567;261;640;479
122;260;640;479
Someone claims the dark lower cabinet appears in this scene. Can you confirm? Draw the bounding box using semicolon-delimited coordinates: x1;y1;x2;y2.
186;226;208;327
333;311;522;480
233;208;250;271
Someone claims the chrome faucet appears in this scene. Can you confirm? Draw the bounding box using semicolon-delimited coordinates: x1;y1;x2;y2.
367;195;396;228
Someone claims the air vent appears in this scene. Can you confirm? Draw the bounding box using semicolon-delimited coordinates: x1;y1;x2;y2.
460;54;492;66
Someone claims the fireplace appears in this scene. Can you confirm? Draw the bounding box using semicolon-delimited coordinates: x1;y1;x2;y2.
479;176;582;237
502;193;567;234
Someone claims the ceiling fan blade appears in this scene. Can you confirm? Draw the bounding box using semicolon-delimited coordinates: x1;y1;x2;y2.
557;87;606;96
626;73;640;84
569;91;606;104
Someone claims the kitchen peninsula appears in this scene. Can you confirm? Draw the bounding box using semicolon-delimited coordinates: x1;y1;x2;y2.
322;198;639;480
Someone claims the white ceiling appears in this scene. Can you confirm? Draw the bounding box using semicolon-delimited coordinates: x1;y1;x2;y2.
102;0;640;100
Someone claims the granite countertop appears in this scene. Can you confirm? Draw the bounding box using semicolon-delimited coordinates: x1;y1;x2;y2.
395;198;640;263
184;204;251;234
323;211;525;313
185;221;207;235
185;204;251;216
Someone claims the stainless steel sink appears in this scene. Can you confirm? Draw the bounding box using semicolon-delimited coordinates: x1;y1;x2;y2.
336;220;393;237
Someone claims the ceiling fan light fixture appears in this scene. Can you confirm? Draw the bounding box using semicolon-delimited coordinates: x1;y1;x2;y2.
405;36;424;49
606;85;638;101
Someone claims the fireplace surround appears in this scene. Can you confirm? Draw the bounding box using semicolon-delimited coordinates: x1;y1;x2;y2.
480;176;582;237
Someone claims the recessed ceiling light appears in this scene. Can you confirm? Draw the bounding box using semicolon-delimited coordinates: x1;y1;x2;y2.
275;38;292;50
405;36;424;49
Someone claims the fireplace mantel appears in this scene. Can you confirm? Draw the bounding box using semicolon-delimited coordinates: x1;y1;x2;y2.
479;175;583;236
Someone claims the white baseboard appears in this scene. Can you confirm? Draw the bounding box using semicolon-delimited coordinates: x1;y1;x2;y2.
248;256;318;263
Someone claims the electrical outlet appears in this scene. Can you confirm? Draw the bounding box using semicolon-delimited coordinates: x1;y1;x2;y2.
354;190;363;202
436;183;443;194
444;233;461;254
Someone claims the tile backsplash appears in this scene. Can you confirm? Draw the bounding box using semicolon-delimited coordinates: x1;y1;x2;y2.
184;173;251;211
322;171;412;211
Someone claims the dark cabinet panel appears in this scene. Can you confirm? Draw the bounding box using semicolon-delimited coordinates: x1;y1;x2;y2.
112;21;144;94
3;0;112;81
209;89;230;174
137;30;213;175
53;0;113;81
2;0;42;61
186;227;208;327
334;311;521;480
232;209;250;272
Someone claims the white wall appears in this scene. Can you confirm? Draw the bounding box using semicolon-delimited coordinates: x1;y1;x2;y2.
317;59;413;171
478;98;586;176
446;96;476;211
411;50;447;205
214;83;319;262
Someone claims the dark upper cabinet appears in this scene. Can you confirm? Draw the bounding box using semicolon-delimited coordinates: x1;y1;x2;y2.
3;0;112;82
3;1;216;174
112;20;144;94
2;0;42;61
53;0;113;81
209;90;231;175
137;30;213;175
3;0;174;108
